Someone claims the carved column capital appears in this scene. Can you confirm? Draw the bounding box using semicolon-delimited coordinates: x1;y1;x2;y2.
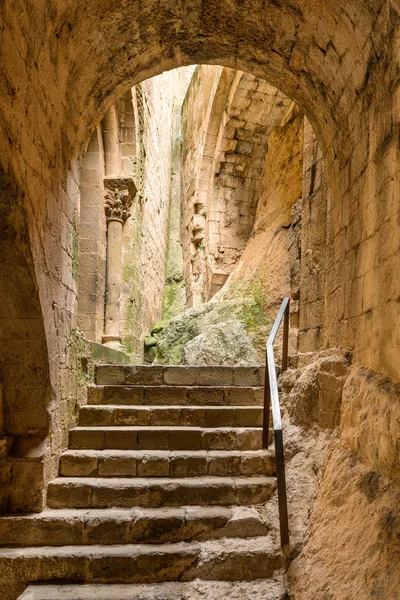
103;176;137;222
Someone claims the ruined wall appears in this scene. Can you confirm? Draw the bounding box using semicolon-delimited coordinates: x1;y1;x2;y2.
119;73;178;358
155;79;304;365
181;65;226;306
77;70;188;359
218;104;304;357
181;67;296;306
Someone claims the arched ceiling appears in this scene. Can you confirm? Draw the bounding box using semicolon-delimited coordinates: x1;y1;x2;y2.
0;0;394;193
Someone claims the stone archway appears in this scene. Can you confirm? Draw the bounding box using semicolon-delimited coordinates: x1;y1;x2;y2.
0;169;51;513
0;0;398;514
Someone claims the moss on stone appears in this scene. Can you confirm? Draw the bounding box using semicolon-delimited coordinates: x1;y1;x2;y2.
162;280;186;321
144;335;157;347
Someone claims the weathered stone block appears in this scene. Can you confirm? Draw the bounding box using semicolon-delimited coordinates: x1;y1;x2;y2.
79;407;113;427
60;453;98;477
104;430;138;450
162;367;198;386
137;455;169;477
137;429;170;450
95;365;125;385
98;455;137;477
169;430;202;451
203;408;235;428
125;366;163;385
70;429;105;450
114;408;151;426
233;367;263;386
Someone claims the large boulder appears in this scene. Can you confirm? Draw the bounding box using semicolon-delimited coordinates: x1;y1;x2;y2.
153;298;264;365
183;321;259;365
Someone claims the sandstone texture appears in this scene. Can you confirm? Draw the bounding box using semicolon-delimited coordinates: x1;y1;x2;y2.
0;2;399;599
283;353;350;429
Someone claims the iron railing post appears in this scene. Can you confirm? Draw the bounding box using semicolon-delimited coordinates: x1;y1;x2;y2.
274;428;289;547
262;357;271;449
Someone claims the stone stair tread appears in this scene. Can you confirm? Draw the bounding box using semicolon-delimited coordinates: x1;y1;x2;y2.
0;506;272;547
71;426;262;431
47;476;276;509
68;425;263;452
50;475;275;485
0;505;261;519
81;404;264;408
18;579;287;600
1;537;282;586
78;405;263;427
61;448;274;457
95;365;265;387
87;385;264;406
0;536;276;558
59;447;275;478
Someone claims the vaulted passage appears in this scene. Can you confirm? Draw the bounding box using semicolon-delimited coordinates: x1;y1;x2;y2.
0;2;399;599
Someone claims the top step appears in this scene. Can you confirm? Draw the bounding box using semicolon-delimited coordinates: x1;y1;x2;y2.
95;365;265;387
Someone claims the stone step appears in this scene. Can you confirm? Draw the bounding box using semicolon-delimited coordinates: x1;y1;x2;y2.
47;476;276;509
1;537;282;587
95;365;265;387
59;449;275;478
88;385;264;406
69;426;262;451
0;506;270;547
18;579;287;600
78;405;264;427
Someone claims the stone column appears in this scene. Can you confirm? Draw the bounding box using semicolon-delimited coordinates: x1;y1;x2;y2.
102;106;121;176
102;177;137;348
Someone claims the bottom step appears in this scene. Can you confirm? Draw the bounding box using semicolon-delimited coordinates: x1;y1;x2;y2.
19;580;287;600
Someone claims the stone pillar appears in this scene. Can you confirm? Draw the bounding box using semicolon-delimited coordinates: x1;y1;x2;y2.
102;106;121;176
102;177;137;348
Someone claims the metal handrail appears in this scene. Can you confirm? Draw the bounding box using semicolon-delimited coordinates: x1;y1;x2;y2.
262;296;290;548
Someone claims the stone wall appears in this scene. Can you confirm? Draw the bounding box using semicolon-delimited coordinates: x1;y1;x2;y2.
297;118;328;357
78;70;192;360
181;65;226;306
285;361;400;599
0;8;398;595
181;67;295;306
120;73;178;358
155;80;304;365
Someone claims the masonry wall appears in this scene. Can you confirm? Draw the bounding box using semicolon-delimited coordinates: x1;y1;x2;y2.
77;71;186;360
181;65;225;306
0;9;398;586
77;126;106;343
297;118;328;356
182;66;295;307
119;73;178;358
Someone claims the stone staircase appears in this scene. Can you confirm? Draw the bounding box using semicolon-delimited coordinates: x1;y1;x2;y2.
0;365;287;600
